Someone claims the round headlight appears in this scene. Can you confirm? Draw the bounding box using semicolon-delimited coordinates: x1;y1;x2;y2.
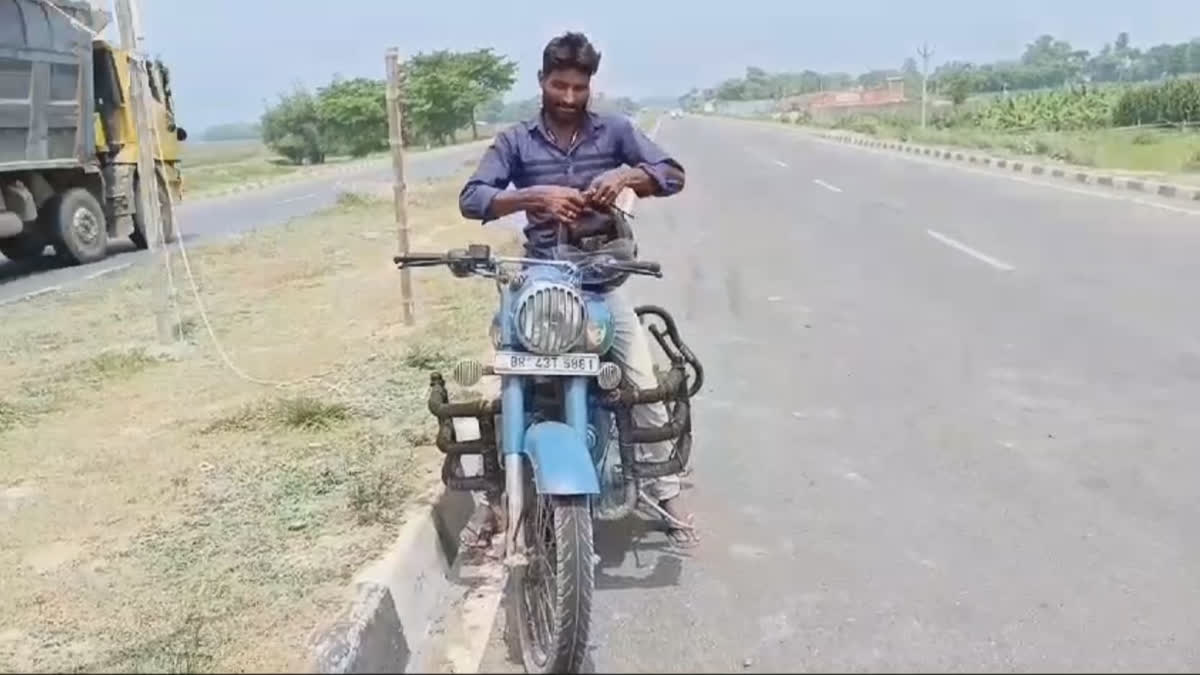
514;283;586;355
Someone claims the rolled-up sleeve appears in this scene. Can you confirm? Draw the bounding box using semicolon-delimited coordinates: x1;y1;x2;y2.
459;131;517;222
618;117;685;196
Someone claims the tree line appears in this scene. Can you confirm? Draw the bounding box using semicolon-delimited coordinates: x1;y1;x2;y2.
689;32;1200;108
259;48;517;165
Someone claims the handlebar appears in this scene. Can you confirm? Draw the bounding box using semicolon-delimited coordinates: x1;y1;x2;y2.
394;244;663;279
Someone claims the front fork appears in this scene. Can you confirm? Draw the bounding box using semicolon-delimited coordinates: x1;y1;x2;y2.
502;374;590;567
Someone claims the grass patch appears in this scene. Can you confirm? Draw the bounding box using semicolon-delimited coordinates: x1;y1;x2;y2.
402;341;456;371
0;165;517;672
82;347;162;382
278;396;352;431
335;190;383;209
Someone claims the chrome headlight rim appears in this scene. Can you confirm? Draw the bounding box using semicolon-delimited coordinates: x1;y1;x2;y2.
514;281;587;355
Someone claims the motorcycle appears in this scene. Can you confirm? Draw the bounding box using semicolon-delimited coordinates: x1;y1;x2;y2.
394;210;703;673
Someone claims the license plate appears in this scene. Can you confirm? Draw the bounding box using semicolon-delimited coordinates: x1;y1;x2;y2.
493;351;601;376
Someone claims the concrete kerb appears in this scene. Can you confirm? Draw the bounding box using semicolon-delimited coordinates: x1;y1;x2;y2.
308;484;475;673
815;130;1200;202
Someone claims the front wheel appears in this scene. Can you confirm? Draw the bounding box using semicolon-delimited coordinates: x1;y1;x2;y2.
131;173;177;249
48;188;108;265
513;494;594;673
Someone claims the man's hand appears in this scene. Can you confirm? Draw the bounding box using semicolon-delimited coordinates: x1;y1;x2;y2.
529;185;586;222
584;167;638;208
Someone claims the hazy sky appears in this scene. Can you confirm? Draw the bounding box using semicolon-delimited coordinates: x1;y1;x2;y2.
135;0;1200;131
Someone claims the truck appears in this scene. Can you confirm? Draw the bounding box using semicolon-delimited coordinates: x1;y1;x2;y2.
0;0;186;265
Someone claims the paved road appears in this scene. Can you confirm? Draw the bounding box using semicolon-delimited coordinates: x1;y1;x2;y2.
478;115;1200;671
0;141;487;303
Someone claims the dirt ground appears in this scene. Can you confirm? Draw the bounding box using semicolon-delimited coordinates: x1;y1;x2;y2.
0;171;515;672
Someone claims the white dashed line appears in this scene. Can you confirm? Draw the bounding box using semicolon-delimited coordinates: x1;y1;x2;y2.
926;229;1015;272
773;159;789;168
813;178;843;193
0;285;62;306
85;262;133;280
276;192;320;205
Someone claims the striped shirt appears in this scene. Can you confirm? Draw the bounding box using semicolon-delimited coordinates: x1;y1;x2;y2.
458;111;685;253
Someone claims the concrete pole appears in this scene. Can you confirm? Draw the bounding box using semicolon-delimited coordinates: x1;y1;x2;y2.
918;43;935;130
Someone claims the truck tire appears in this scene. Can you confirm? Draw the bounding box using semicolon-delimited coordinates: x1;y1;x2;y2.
131;173;177;249
0;231;48;262
48;188;108;265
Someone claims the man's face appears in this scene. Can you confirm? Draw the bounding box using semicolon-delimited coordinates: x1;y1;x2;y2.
539;67;591;125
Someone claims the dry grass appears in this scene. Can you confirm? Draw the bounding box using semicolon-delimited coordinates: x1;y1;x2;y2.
0;170;516;672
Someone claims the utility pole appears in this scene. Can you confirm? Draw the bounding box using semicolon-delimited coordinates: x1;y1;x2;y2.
114;0;175;344
918;42;934;130
385;47;414;326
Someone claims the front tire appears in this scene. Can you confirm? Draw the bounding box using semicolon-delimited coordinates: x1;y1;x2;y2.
48;188;108;265
513;494;594;673
131;173;177;249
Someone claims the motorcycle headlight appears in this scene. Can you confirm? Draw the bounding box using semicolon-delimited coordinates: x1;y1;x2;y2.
514;283;586;355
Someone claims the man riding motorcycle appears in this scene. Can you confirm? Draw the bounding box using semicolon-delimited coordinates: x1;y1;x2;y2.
457;31;698;547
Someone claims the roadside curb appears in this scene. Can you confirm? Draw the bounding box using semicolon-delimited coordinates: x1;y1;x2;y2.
814;130;1200;203
307;487;475;673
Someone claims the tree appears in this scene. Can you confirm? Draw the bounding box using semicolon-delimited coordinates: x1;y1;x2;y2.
404;50;473;146
455;48;518;139
316;76;388;157
946;74;972;105
260;87;325;164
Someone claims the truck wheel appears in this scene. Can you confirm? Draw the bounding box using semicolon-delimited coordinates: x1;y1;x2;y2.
131;174;177;249
49;188;109;265
0;232;48;262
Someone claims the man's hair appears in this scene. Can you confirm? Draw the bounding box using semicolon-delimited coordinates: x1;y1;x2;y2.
542;32;602;77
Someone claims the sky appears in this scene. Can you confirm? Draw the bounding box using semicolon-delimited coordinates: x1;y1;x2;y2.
129;0;1200;132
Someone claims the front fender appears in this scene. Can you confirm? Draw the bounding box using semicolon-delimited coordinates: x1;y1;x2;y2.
523;421;600;495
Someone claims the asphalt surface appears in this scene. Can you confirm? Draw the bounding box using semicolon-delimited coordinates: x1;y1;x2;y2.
478;115;1200;671
0;141;487;304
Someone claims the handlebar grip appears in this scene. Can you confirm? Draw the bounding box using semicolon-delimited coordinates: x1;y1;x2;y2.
627;261;662;277
394;252;448;268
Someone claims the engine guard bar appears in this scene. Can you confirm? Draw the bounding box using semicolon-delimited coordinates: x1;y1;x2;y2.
636;305;705;398
427;373;503;492
424;359;695;490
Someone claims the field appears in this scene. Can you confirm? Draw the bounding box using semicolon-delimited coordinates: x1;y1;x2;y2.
181;125;488;197
837;122;1200;182
0;170;515;672
788;82;1200;184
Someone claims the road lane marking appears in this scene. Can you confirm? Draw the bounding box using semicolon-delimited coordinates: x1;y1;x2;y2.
276;192;320;205
813;178;843;193
926;229;1015;272
85;262;132;280
773;159;789;168
0;284;62;306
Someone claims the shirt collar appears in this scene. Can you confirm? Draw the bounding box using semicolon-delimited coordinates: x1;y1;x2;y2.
527;109;605;144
